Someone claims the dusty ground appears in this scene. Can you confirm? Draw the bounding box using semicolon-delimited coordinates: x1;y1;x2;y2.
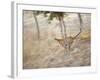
23;11;91;69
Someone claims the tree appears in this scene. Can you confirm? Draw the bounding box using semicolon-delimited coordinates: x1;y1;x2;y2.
47;12;68;52
33;11;40;41
73;13;82;39
78;13;82;32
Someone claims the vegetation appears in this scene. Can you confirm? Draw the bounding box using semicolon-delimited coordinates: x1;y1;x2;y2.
32;11;83;51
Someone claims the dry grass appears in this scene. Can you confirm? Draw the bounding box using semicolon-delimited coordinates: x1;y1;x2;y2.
23;30;91;69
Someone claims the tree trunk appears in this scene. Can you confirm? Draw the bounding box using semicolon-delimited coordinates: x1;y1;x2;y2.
58;18;64;40
78;13;82;32
33;12;40;41
62;19;68;51
59;17;68;52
